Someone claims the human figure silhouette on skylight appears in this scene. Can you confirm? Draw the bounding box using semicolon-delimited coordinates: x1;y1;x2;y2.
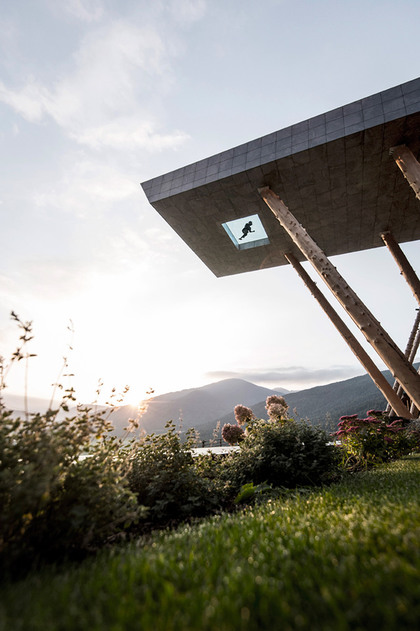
239;221;255;240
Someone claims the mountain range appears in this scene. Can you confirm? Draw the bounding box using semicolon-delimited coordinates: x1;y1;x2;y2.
109;369;401;441
6;367;416;442
108;379;288;439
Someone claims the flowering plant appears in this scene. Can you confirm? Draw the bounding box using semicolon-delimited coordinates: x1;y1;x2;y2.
222;423;245;445
265;395;289;422
234;405;254;426
331;410;413;471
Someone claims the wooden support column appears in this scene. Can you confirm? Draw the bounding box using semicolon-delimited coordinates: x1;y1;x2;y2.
380;231;420;306
410;370;420;417
409;326;420;418
386;309;420;414
285;252;411;417
410;397;420;419
390;145;420;201
405;311;420;364
258;186;420;413
396;313;420;396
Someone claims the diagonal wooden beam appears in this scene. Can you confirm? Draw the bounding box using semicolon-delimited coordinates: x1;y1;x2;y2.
396;312;420;398
380;231;420;306
386;309;420;414
258;186;420;413
285;252;411;417
390;145;420;201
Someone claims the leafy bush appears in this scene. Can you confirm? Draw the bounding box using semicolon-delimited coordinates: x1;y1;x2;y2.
332;410;415;471
0;404;140;578
221;418;340;491
233;481;273;505
126;423;222;529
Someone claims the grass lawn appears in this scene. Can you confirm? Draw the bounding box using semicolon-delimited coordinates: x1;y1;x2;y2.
1;456;420;631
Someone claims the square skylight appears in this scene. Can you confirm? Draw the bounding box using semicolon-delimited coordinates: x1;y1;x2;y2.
222;214;270;250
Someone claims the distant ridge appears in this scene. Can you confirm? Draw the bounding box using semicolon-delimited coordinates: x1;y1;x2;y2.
110;369;412;440
109;379;282;437
256;371;393;429
217;367;418;435
6;368;417;441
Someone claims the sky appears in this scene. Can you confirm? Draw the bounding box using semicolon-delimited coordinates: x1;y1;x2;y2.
1;0;420;407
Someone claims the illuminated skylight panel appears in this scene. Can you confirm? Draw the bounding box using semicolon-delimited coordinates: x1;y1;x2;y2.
222;214;269;250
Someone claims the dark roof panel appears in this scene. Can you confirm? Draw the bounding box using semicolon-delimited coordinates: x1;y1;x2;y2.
141;78;420;277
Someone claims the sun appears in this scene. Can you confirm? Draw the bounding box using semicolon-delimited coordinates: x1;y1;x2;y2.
118;385;155;410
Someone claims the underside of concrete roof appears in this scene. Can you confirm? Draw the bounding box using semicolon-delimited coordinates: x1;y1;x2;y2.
141;77;420;278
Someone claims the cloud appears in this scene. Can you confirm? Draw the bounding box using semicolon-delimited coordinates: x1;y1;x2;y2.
169;0;207;24
206;365;363;388
74;118;189;151
11;150;179;287
0;18;189;151
0;78;51;123
0;17;19;68
60;0;104;23
32;155;139;215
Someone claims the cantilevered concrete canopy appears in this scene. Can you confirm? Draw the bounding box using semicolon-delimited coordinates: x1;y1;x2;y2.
141;78;420;278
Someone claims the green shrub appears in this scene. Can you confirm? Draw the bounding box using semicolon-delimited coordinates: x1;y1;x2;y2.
233;481;273;504
126;423;222;530
221;418;340;491
0;312;143;578
0;404;140;578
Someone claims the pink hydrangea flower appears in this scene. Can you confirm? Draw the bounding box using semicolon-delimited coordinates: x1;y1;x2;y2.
266;394;287;407
222;423;245;445
265;395;289;420
234;405;254;426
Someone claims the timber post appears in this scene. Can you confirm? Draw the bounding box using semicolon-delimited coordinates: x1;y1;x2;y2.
386;309;420;414
258;186;420;413
390;145;420;201
285;252;412;418
381;231;420;306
